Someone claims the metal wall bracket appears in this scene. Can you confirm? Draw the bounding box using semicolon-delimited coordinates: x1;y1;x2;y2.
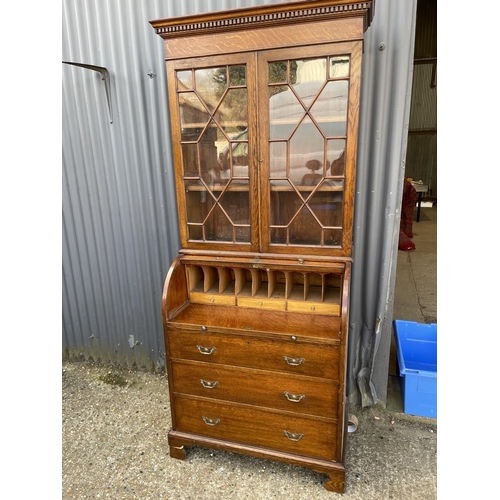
63;61;113;123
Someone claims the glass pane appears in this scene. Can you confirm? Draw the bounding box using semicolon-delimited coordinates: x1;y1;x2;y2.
235;226;251;243
270;191;302;226
307;186;343;227
289;118;325;186
270;142;287;178
310;81;348;137
177;70;193;90
219;129;248;179
289;207;321;245
229;65;246;86
179;92;209;141
270;226;287;244
205;204;233;242
294;81;323;109
181;143;199;177
188;224;203;241
185;180;212;224
199;121;228;193
295;58;327;84
219;181;250;226
330;56;350;78
327;140;346;176
219;88;248;134
195;67;227;113
269;86;303;140
324;228;342;246
269;61;288;84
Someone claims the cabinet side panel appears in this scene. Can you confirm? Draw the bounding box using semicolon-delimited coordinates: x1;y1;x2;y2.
342;41;363;254
162;257;188;322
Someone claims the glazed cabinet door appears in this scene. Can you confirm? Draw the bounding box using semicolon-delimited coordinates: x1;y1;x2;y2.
166;53;259;252
258;42;363;257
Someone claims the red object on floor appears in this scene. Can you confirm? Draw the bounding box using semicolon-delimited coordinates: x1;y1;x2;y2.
400;179;417;238
398;179;417;250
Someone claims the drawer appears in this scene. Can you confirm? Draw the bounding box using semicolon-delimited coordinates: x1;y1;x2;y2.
174;396;339;461
190;291;236;306
287;300;340;315
237;296;286;311
168;329;340;379
171;360;339;417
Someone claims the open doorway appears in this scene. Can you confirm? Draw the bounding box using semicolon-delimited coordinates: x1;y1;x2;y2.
387;0;437;412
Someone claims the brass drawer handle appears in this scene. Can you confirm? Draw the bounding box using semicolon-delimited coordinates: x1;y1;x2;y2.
202;416;220;426
284;430;304;441
283;391;305;403
196;345;216;355
283;356;305;366
200;379;219;389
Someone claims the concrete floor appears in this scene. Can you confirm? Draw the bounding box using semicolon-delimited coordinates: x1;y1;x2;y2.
386;205;437;413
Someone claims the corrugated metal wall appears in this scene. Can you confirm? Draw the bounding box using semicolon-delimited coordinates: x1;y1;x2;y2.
405;0;437;197
62;0;417;406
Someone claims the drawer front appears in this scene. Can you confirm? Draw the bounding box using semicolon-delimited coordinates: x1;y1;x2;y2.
237;296;286;311
174;396;339;461
287;300;340;315
168;328;340;379
171;360;339;417
190;292;236;306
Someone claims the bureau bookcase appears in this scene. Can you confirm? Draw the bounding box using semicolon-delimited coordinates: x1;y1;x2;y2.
151;0;374;492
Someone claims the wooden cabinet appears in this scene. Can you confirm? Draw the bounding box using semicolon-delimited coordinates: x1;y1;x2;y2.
151;0;374;493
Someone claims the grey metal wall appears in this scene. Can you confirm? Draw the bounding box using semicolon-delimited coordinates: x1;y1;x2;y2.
62;0;417;406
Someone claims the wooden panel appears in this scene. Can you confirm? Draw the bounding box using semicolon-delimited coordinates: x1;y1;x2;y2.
171;360;339;417
169;303;341;340
174;396;339;461
168;329;340;379
163;18;363;59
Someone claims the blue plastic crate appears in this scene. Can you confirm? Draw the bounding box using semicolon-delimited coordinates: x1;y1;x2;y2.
393;320;437;418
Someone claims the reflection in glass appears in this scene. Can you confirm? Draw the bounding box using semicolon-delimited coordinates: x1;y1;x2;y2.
181;143;199;177
179;92;209;142
289;117;324;186
195;67;226;113
310;81;348;137
178;63;251;244
266;55;350;248
269;86;302;140
219;88;248;134
308;189;343;227
269;61;288;84
330;56;350;78
270;142;287;178
327;140;346;176
296;58;327;84
229;65;246;86
176;70;193;89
